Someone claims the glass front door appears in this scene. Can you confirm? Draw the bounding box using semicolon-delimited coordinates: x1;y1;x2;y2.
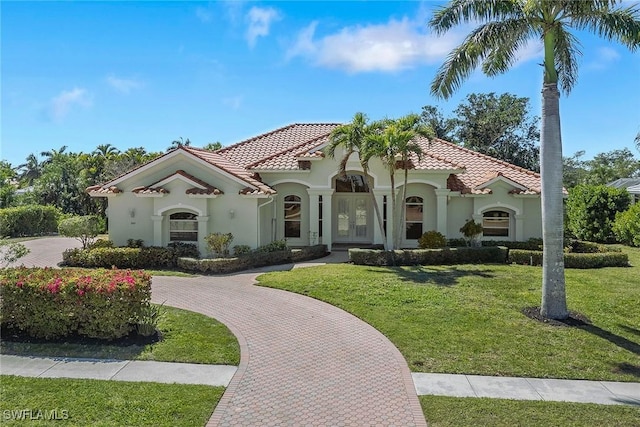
335;195;371;243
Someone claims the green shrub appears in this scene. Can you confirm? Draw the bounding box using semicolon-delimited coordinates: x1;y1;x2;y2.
136;303;165;337
460;219;483;246
0;205;59;237
167;242;200;258
58;215;100;249
566;184;631;243
613;203;640;247
233;245;252;256
177;257;253;274
349;247;508;266
508;250;629;269
255;240;288;253
291;245;328;262
0;268;152;340
418;231;447;249
62;246;183;269
447;238;467;247
205;232;233;257
564;240;602;253
88;239;114;249
482;238;543;250
127;239;145;248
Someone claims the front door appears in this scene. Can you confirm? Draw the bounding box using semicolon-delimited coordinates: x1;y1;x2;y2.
334;195;371;243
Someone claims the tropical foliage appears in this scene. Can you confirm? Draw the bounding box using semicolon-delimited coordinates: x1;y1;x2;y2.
566;185;631;242
429;0;640;319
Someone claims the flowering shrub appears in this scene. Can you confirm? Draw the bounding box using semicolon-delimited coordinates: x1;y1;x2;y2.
0;267;152;340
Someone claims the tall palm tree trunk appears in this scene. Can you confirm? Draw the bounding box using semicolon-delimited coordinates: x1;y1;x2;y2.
389;173;397;250
364;170;388;251
540;83;568;320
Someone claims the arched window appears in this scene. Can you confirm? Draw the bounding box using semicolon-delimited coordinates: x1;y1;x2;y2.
335;174;369;192
170;212;198;242
405;196;423;239
482;210;510;237
284;195;302;238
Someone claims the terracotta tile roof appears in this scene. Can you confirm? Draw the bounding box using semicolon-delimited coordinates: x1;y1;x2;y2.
132;186;169;194
150;169;223;195
427;138;542;194
86;185;122;195
248;134;331;170
182;146;275;195
216;123;340;168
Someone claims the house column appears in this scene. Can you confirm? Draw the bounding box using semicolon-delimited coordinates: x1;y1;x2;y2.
307;190;320;246
435;189;450;236
197;216;210;255
151;215;163;246
373;189;392;248
319;189;334;251
515;214;524;241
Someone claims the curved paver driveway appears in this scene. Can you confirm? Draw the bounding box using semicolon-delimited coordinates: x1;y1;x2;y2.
7;238;427;426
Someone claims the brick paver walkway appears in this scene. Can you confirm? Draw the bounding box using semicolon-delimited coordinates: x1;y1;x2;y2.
8;238;427;426
152;271;427;426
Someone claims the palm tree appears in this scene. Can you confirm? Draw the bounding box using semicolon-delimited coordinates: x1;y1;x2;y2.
17;153;43;186
40;145;68;165
325;112;387;250
168;137;191;151
93;143;120;159
394;114;434;248
429;0;640;319
635;131;640;152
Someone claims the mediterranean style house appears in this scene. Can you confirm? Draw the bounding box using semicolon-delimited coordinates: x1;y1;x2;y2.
87;123;543;254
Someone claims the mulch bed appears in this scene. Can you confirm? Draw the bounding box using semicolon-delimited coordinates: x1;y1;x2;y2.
0;326;162;347
522;306;592;327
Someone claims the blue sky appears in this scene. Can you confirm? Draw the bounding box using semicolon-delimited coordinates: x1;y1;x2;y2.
2;1;639;167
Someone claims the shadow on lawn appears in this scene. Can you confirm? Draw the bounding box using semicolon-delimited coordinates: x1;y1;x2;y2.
563;318;640;357
380;265;495;287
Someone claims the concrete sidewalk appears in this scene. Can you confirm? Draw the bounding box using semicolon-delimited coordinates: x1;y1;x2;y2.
0;354;236;387
3;355;638;406
413;373;640;406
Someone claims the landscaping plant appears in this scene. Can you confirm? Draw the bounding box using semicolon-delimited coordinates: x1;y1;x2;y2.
58;215;101;249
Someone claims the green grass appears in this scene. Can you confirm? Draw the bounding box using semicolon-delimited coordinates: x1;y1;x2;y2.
420;396;640;427
1;305;240;365
0;376;223;426
257;246;640;381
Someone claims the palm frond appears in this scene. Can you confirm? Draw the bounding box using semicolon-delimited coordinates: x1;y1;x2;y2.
430;0;523;34
553;26;581;94
568;3;640;50
480;19;540;76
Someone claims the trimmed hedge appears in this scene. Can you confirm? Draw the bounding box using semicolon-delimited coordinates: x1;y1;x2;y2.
62;245;199;269
508;250;629;269
0;267;151;340
177;245;329;274
0;205;60;237
349;247;508;266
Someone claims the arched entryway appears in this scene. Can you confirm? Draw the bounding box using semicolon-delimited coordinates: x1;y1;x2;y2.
333;173;373;244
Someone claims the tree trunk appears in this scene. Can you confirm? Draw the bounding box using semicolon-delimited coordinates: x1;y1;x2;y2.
540;83;568;320
364;170;388;251
398;164;409;249
389;172;397;250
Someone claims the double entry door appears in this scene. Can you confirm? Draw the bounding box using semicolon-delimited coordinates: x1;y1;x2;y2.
334;195;372;243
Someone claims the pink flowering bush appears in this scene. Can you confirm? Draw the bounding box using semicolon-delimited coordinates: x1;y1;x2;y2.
0;267;152;340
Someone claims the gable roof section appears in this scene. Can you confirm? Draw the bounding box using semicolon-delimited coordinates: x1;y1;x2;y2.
427;139;542;194
247;133;331;170
607;178;640;189
132;170;223;196
181;147;275;194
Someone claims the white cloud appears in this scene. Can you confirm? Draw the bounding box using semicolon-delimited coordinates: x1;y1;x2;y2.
48;87;92;121
512;39;543;67
106;75;143;94
286;17;466;73
245;6;281;48
586;46;621;70
195;6;212;23
222;95;243;110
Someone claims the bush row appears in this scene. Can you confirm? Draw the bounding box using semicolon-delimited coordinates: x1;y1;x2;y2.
0;205;60;237
0;267;152;340
349;247;509;266
508;250;629;269
62;245;195;269
177;245;329;274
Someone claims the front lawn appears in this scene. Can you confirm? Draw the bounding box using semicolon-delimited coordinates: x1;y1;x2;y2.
257;246;640;381
0;376;223;426
1;305;240;365
420;396;640;427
